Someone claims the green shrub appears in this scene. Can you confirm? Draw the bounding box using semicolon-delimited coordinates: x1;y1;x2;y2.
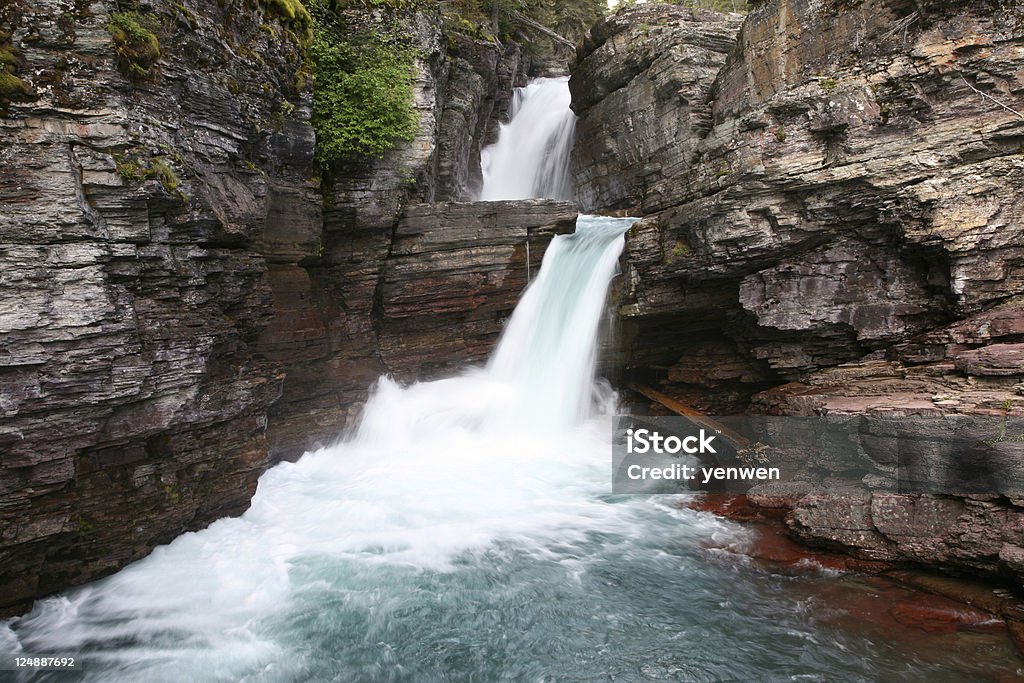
311;26;418;163
107;11;161;79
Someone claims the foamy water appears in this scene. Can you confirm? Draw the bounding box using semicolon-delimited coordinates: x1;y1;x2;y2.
479;77;576;201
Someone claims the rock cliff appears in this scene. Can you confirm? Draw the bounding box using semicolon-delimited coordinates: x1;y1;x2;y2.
0;0;315;616
0;0;562;614
571;0;1024;580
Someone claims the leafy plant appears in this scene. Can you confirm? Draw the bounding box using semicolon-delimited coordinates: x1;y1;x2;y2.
308;1;419;163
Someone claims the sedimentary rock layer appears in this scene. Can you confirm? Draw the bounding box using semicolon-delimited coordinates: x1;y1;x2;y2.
571;0;1024;579
0;0;316;614
380;201;577;378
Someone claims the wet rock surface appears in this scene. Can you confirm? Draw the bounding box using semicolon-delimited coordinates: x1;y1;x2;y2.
380;200;576;379
573;0;1024;580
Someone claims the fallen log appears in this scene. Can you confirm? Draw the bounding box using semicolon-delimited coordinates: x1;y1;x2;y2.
628;384;753;450
510;10;576;49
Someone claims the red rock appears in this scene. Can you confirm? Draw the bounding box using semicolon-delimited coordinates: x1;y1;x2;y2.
890;597;1003;634
1007;620;1024;656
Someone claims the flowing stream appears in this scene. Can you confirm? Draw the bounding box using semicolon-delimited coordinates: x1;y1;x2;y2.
2;79;1022;682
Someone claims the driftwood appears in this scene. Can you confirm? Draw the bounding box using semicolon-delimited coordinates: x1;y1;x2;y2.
629;384;753;450
510;10;576;49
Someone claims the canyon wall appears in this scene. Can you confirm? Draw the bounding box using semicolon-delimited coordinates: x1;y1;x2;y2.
572;0;1024;579
259;20;557;461
0;0;315;616
0;0;562;613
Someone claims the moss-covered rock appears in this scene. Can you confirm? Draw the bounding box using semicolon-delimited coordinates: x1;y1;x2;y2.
0;71;32;99
107;10;162;79
0;34;33;113
265;0;313;46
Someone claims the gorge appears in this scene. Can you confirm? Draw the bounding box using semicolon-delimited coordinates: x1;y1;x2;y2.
2;0;1024;678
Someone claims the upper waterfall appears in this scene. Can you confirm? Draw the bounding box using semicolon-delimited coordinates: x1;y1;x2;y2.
479;77;576;201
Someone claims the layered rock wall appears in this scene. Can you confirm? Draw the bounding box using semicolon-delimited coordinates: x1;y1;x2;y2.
380;200;576;379
571;0;1024;578
0;0;316;613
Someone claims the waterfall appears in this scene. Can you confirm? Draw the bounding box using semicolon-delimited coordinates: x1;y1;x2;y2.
479;77;576;201
2;59;994;683
487;217;630;428
1;214;636;681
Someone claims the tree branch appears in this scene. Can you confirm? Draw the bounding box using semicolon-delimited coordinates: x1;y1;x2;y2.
509;10;576;49
961;75;1024;120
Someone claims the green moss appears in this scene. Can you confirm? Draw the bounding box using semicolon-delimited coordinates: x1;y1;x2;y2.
879;101;892;124
0;71;29;98
0;46;19;68
671;241;691;258
76;517;95;538
0;32;32;112
163;484;182;504
774;124;786;142
170;2;198;28
114;152;185;201
819;77;837;92
115;155;145;182
149;157;179;193
107;11;161;79
665;239;692;264
264;0;312;46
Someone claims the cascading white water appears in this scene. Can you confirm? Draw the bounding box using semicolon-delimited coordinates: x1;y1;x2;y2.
487;219;627;428
479;77;576;201
0;216;639;682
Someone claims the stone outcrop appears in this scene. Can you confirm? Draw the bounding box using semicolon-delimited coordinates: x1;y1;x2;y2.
571;0;1024;579
380;200;576;379
570;5;744;214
